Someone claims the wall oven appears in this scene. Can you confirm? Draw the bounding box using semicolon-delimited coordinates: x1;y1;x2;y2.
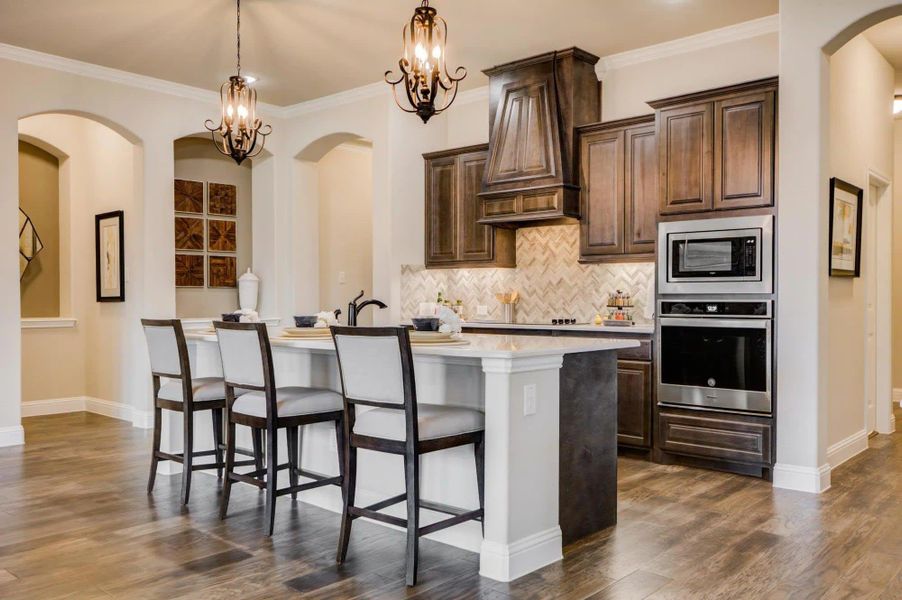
657;299;772;414
657;215;773;295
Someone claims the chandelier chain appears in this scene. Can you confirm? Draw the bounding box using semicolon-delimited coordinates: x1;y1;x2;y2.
236;0;241;76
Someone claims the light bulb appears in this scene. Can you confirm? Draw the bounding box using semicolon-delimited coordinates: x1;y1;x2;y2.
226;105;234;117
237;104;248;118
415;43;427;61
432;45;441;59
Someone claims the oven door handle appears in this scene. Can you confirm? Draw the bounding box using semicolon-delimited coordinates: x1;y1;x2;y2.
659;317;769;329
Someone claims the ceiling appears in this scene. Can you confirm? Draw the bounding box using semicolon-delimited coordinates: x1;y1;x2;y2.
0;0;778;106
866;16;902;69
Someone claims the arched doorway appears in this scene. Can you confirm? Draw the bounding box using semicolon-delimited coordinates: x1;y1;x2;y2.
294;133;375;324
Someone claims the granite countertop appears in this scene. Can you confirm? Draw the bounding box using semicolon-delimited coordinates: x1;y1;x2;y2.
459;320;655;335
186;331;640;359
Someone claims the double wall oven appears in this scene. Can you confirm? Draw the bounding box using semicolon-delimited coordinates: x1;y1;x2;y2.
656;215;774;416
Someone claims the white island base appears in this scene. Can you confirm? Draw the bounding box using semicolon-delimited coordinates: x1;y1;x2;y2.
180;332;638;582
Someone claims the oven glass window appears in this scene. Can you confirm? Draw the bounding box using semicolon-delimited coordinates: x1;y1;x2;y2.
660;325;767;392
670;235;759;279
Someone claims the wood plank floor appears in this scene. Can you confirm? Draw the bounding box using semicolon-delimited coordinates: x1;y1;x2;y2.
0;409;900;599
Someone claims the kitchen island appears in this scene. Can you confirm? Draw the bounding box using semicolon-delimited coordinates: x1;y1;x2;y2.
185;331;638;582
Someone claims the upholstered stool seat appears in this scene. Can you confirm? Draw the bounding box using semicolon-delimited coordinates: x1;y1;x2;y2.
353;404;484;441
157;377;228;403
233;387;343;419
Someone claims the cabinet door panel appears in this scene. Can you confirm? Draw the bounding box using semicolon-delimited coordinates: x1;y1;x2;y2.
617;360;653;448
714;91;774;210
425;157;458;265
580;130;624;257
457;151;493;262
625;124;658;255
659;103;713;214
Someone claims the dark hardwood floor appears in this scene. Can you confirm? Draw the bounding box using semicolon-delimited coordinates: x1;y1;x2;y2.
0;408;900;599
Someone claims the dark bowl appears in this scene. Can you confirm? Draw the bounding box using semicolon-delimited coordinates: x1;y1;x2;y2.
221;313;241;323
412;317;440;332
294;315;318;328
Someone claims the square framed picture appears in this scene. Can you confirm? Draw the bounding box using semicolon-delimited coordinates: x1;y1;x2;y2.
208;219;237;252
208;182;237;216
95;210;125;302
828;177;863;277
175;254;205;287
175;216;205;251
174;179;204;214
208;255;237;288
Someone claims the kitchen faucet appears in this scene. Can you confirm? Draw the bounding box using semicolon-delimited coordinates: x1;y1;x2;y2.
347;290;387;326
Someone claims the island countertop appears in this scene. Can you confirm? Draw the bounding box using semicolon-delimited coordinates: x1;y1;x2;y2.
185;331;640;359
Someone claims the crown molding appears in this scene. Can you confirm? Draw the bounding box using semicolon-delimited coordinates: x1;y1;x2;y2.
0;42;286;117
279;81;389;118
598;14;779;75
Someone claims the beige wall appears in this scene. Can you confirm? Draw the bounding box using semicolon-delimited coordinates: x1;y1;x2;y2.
18;141;60;318
894;119;902;390
827;34;894;447
173;137;253;318
317;143;373;324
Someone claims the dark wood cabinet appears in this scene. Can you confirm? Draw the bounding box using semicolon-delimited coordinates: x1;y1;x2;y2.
657;407;773;467
650;77;777;217
577;115;657;262
617;360;653;448
424;145;515;269
479;48;601;226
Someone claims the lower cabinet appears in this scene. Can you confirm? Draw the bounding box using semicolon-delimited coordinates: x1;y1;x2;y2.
656;407;773;467
617;360;653;448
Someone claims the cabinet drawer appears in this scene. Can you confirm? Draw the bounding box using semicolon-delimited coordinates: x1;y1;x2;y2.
521;192;559;214
617;339;652;361
483;197;518;218
658;409;772;465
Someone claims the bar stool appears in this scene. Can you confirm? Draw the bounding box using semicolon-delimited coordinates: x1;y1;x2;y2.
141;318;230;505
215;321;345;536
330;326;485;586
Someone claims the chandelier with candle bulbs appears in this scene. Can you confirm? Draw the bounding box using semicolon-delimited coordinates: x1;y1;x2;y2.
205;0;271;165
385;0;466;124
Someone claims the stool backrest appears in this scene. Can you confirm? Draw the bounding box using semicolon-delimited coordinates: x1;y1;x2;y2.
141;319;189;379
213;322;274;393
330;326;417;441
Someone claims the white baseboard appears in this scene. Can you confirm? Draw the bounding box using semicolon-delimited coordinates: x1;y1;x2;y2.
893;388;902;405
21;396;153;430
891;413;897;433
827;429;869;470
22;396;86;417
0;425;25;448
479;527;563;582
772;462;831;493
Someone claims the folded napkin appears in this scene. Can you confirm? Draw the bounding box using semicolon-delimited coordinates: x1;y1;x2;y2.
436;306;462;334
313;311;339;329
231;309;261;323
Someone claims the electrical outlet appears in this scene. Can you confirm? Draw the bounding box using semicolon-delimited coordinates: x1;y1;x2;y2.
338;271;346;284
476;304;489;317
523;384;537;416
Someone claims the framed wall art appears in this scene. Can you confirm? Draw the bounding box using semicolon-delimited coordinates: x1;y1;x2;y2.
208;182;237;216
175;216;205;251
175;254;205;287
208;255;237;288
828;177;863;277
174;179;204;214
207;219;237;252
95;210;125;302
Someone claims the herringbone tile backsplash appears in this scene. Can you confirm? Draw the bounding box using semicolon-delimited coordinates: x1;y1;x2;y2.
401;225;655;323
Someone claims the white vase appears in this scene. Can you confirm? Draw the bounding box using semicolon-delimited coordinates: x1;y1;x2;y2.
238;268;259;312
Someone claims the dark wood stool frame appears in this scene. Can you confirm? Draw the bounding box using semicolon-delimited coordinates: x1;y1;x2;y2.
215;321;344;536
330;326;485;586
142;318;227;505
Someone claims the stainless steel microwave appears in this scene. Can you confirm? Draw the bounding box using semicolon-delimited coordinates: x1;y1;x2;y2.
657;215;774;295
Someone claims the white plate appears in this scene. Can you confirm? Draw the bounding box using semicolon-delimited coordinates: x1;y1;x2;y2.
409;330;455;342
281;327;332;338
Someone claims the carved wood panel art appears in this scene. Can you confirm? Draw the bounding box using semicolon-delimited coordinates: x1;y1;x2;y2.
175;217;204;251
208;255;237;288
174;179;204;214
207;219;237;252
208;182;237;216
175;254;204;287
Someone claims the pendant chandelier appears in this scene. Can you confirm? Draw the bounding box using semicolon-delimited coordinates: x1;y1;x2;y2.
205;0;271;165
385;0;466;124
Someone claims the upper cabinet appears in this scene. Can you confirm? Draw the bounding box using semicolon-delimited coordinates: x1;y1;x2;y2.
479;48;601;226
649;77;777;216
577;115;657;263
424;145;515;269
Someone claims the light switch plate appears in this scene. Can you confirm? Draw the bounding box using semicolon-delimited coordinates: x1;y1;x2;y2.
523;384;537;416
338;271;346;284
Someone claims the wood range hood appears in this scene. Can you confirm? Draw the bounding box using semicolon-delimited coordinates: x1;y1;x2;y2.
478;47;600;228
